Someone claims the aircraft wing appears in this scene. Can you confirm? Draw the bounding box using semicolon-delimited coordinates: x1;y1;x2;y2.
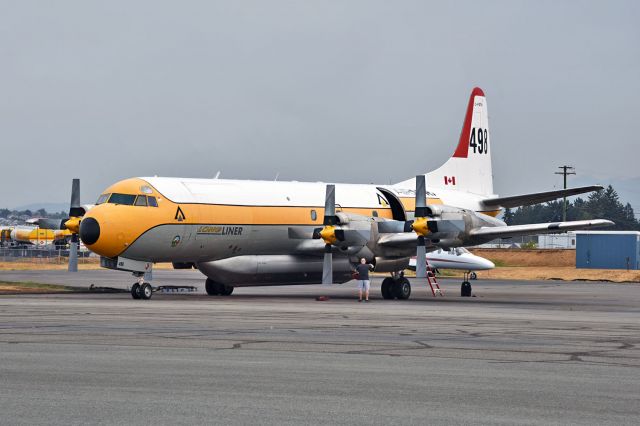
469;219;614;239
481;185;603;209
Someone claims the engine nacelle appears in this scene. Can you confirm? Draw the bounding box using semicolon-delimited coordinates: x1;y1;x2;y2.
421;204;467;218
373;257;410;273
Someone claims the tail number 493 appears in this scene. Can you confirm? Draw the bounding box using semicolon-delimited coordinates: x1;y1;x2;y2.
469;128;488;154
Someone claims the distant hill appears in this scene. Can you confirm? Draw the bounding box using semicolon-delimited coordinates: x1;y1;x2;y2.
12;202;68;214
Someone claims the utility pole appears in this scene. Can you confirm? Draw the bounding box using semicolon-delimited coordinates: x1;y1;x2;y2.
555;165;575;221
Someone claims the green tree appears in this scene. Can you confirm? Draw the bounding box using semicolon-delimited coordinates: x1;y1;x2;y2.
502;185;640;231
502;207;514;224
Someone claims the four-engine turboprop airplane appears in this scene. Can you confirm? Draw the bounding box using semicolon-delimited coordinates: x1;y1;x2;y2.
78;87;613;300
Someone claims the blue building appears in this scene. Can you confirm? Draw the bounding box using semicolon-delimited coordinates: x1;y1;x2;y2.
576;231;640;270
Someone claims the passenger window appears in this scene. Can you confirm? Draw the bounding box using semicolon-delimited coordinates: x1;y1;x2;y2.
96;194;110;205
372;210;378;217
147;196;158;207
134;196;147;206
310;209;317;221
108;193;136;205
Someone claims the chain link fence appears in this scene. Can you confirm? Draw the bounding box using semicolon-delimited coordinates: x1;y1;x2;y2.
0;247;96;265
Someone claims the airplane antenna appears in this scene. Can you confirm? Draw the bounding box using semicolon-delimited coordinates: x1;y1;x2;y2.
214;171;221;179
274;172;280;181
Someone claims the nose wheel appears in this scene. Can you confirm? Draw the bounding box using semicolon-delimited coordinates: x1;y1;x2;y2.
131;282;153;300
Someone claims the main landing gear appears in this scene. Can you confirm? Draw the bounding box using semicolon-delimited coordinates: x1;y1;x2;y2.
205;278;234;296
381;276;412;300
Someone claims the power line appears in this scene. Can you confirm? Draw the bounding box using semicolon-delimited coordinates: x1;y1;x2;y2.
555;165;576;222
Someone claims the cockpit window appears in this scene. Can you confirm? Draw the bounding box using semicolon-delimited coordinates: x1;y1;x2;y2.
96;194;110;205
147;196;158;207
108;193;136;205
134;195;148;206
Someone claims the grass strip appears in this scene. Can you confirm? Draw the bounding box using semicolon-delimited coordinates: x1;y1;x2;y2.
0;281;79;293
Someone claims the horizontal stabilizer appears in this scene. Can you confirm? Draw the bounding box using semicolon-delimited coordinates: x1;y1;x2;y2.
482;185;603;209
469;219;614;239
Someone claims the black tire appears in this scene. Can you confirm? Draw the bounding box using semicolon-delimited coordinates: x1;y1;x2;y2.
469;272;477;280
131;283;141;300
461;281;472;297
393;279;411;300
381;277;395;299
220;285;234;296
140;283;153;300
172;262;194;269
205;278;220;296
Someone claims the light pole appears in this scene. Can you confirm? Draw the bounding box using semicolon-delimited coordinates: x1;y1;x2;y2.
555;165;575;222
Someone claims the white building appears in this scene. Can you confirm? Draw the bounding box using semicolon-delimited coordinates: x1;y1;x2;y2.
537;232;576;249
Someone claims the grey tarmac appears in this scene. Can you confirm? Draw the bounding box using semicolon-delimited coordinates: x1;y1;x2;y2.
0;269;639;425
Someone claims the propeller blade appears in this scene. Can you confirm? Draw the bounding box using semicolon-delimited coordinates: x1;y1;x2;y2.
404;221;414;233
69;178;84;218
415;236;427;278
33;218;67;230
415;175;428;218
322;244;333;285
68;234;79;272
323;184;338;225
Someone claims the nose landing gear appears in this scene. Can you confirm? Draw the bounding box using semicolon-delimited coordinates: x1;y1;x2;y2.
131;279;153;300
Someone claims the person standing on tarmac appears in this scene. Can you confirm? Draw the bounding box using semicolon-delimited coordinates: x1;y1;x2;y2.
354;258;374;302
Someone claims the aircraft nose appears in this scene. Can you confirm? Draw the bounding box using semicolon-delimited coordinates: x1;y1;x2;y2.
79;217;100;245
482;259;496;270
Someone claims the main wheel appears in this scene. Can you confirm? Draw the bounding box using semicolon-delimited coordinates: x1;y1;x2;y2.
140;283;153;300
469;272;477;280
131;283;141;299
381;277;395;299
393;278;411;300
461;281;472;297
209;278;220;296
220;285;234;296
205;278;221;296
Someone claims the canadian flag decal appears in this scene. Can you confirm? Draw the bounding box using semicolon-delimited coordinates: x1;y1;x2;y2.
444;176;456;185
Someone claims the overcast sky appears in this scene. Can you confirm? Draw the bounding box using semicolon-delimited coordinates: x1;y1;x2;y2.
1;1;639;210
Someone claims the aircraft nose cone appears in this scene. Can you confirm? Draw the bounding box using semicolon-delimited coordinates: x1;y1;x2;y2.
482;259;496;270
79;217;100;245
